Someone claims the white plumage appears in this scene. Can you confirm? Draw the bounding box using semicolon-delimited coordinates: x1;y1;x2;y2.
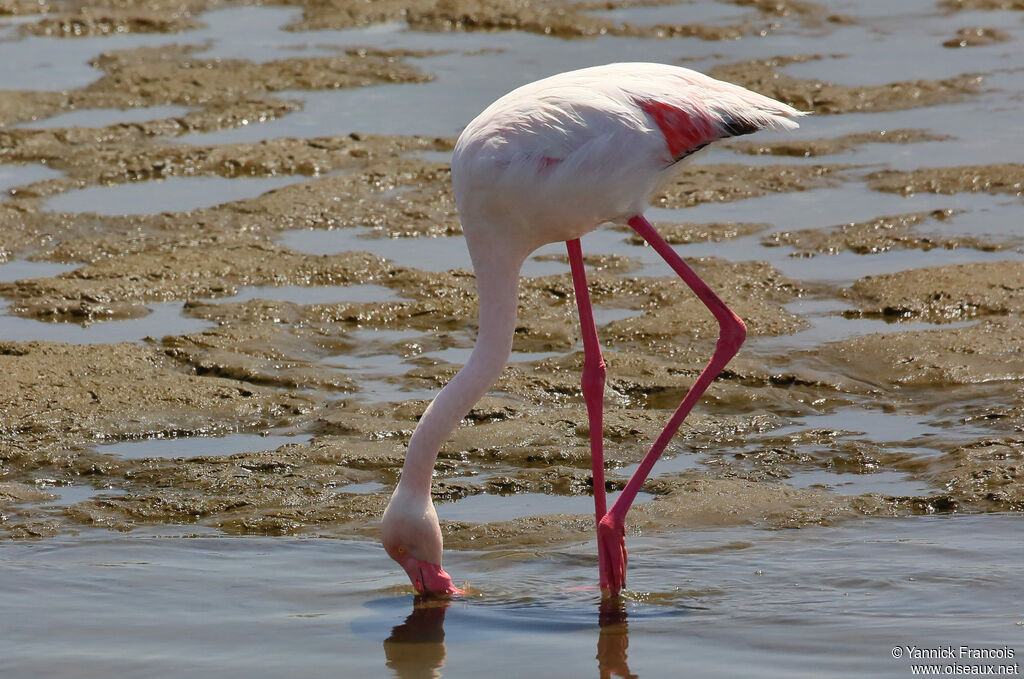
452;62;804;253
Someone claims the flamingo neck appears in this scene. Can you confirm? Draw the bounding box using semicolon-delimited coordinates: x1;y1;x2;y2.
397;238;525;495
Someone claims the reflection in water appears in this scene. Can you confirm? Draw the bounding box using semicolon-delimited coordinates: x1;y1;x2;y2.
598;601;636;679
383;598;636;679
383;598;449;679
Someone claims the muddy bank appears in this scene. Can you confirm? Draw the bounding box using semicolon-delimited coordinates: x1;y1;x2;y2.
0;138;452;261
0;0;56;15
20;8;201;37
1;150;831;322
0;44;430;126
727;129;951;158
150;254;803;398
656;163;845;208
912;438;1024;511
0;341;315;450
8;0;839;41
764;209;1006;255
845;261;1024;320
436;477;886;552
709;56;983;114
816;319;1024;386
1;244;389;320
943;26;1013;48
625;221;767;245
287;0;834;40
941;0;1024;10
868;164;1024;196
2;0;1023;552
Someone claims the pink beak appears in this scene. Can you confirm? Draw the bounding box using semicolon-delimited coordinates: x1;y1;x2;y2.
397;554;464;596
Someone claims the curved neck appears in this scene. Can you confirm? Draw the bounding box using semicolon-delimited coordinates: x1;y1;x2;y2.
398;241;525;495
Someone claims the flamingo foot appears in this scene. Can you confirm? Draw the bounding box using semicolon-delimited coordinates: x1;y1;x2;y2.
597;514;627;597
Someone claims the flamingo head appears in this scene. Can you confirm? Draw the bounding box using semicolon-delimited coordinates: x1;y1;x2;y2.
382;489;463;597
385;544;463;597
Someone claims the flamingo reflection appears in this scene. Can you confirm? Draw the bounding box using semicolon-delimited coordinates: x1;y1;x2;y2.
598;600;637;679
383;597;449;679
384;597;636;678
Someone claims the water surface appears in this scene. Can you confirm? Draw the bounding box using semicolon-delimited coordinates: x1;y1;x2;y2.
95;432;313;459
208;283;402;305
15;105;196;130
0;300;214;344
44;175;315;215
1;515;1021;678
0;164;64;195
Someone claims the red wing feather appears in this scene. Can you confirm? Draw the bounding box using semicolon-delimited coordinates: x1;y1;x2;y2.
636;99;719;159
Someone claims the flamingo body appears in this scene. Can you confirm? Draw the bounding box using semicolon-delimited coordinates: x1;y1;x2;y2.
452;63;802;253
382;63;804;597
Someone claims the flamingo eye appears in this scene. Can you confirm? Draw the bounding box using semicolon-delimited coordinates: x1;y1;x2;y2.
397;546;406;554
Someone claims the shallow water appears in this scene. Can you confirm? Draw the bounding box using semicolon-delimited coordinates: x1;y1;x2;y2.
421;346;565;366
320;328;565;402
0;259;77;282
786;468;931;497
772;407;980;446
586;2;755;26
281;226;588;277
15;105;196;130
0;163;64;195
618;452;701;479
35;482;127;506
0;299;214;343
4;0;1024;676
722;98;1024;170
644;190;1024;283
752;298;977;354
208;283;402;305
337;480;388;495
281;227;476;273
44;174;316;215
95;432;313;460
176;27;728;144
345;377;440;404
276;190;1024;287
2;514;1021;678
0;6;336;92
435;490;655;522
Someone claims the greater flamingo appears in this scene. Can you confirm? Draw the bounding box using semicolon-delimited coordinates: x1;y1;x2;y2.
381;62;804;597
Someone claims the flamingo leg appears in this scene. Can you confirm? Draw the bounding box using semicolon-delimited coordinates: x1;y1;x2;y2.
566;238;614;590
597;215;747;596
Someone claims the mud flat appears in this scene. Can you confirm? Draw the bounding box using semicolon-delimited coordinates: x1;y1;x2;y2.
0;0;1021;541
0;0;1022;542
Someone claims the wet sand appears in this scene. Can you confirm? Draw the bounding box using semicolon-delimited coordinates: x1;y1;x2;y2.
1;0;1023;675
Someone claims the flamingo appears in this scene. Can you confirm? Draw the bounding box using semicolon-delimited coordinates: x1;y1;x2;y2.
381;62;804;597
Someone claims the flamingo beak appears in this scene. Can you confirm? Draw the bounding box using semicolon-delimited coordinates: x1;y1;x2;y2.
397;555;464;597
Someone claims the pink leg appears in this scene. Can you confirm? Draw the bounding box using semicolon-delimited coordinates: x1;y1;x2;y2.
566;239;614;588
597;215;747;595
